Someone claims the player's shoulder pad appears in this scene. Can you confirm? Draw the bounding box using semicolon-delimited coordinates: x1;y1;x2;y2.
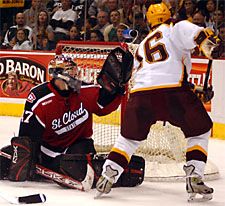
26;82;52;105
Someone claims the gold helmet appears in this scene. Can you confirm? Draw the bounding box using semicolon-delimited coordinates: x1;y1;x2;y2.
146;2;171;27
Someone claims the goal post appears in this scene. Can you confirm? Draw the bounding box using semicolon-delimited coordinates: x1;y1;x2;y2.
56;41;219;181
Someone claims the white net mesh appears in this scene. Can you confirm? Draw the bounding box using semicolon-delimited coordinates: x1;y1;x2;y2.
57;41;219;181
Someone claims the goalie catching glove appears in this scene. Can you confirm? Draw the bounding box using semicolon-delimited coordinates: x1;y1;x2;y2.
97;47;133;95
189;83;214;103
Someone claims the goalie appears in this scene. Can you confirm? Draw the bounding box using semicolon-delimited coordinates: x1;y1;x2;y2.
0;47;144;190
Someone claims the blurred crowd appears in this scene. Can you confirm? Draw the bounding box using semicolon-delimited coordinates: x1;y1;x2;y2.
0;0;224;57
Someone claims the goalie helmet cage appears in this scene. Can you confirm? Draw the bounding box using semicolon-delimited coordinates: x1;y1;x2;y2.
56;41;219;182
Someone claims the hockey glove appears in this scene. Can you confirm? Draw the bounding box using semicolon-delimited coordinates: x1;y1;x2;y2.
194;28;220;59
190;84;214;103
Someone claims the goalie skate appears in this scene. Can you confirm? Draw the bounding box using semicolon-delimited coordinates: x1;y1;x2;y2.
183;165;214;202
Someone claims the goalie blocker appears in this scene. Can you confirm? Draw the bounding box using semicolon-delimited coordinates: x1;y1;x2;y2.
0;137;145;189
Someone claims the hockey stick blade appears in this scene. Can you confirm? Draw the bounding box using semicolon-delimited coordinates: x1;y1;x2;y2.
0;192;46;204
18;193;46;204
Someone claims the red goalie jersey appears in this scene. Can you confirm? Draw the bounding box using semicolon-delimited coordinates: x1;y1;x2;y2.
19;81;122;152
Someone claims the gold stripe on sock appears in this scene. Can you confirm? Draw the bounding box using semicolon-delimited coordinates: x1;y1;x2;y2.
187;145;207;156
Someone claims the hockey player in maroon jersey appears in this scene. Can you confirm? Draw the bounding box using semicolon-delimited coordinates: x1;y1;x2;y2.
95;0;220;202
0;46;145;190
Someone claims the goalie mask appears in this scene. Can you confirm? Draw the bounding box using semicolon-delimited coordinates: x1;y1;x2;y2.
48;55;81;92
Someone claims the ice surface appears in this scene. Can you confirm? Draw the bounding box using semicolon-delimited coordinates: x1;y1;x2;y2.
0;116;224;206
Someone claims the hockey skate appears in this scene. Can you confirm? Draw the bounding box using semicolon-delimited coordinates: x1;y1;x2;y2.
183;165;214;202
94;165;118;199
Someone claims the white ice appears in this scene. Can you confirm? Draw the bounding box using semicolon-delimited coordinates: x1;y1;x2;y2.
0;116;224;206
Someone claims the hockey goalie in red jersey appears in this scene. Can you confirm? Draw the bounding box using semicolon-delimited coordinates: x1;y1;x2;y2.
95;0;220;202
0;47;145;190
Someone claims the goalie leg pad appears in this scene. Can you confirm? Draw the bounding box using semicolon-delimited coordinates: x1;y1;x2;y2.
116;155;145;187
59;154;92;184
59;153;145;188
0;145;12;179
8;136;33;181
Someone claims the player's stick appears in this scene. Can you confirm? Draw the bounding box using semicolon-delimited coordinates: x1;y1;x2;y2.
0;151;94;192
203;59;213;91
0;191;46;204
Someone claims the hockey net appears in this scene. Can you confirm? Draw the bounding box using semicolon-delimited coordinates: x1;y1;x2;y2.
57;41;219;181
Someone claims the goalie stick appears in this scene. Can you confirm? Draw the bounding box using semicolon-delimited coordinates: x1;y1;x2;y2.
36;164;94;191
0;151;94;192
0;191;46;205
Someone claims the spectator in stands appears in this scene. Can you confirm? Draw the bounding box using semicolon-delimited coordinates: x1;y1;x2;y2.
93;10;110;35
46;0;61;17
186;0;197;21
118;0;133;25
88;0;120;18
23;0;46;29
204;0;216;28
212;8;224;34
33;10;55;50
213;23;225;58
90;29;105;42
105;0;120;15
114;23;128;42
12;28;33;50
133;12;148;34
131;0;147;16
88;0;106;17
50;0;78;43
192;10;206;27
125;0;147;27
80;17;98;41
177;0;197;21
104;10;126;42
41;35;53;50
66;25;82;41
2;13;33;49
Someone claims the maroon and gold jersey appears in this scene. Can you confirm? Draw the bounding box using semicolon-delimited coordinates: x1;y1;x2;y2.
19;81;121;151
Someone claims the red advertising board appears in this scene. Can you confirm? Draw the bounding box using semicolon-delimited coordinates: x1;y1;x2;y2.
0;51;211;111
0;51;54;98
